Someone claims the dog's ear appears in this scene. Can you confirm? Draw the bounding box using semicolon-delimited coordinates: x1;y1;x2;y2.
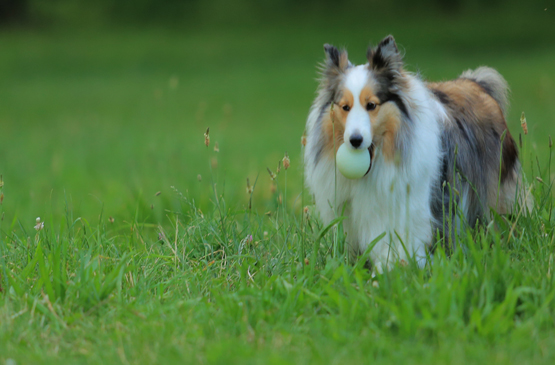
323;44;349;78
367;35;403;72
319;44;350;102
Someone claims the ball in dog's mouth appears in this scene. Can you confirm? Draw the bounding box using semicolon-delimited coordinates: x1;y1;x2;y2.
336;143;373;179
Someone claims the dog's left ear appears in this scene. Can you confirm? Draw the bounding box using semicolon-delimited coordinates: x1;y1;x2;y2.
367;35;403;72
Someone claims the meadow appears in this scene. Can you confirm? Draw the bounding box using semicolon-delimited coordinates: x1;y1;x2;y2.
1;5;555;364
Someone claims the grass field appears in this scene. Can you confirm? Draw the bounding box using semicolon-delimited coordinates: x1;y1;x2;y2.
1;6;555;364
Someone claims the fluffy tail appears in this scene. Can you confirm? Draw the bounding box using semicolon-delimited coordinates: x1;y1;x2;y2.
461;66;510;117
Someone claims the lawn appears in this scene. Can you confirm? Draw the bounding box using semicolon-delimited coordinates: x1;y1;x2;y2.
1;5;555;364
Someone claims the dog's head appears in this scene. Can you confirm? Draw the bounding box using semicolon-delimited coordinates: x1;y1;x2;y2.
319;35;409;162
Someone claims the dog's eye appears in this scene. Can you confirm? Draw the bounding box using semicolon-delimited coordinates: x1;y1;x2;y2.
342;105;351;112
366;102;377;111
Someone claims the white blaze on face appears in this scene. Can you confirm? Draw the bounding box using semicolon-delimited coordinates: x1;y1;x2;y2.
344;65;372;150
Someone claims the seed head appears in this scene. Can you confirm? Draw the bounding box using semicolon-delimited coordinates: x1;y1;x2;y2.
214;142;219;152
204;127;210;147
536;176;544;184
246;178;253;194
109;216;115;223
301;133;307;147
155;191;161;196
0;175;3;188
267;167;276;181
303;206;309;215
0;193;3;205
34;217;44;231
520;112;528;135
282;152;290;170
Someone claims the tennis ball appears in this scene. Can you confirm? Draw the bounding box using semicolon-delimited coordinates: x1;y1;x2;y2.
336;143;371;179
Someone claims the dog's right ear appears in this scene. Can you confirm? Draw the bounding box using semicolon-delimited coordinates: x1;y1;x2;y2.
323;44;349;78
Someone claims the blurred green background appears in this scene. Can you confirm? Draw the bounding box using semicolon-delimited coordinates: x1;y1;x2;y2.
0;0;554;229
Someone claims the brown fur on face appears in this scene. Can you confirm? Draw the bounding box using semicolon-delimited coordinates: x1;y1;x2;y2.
322;104;346;157
372;103;401;161
322;82;403;161
359;86;381;108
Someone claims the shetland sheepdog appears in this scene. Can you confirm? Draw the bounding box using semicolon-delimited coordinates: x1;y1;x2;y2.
304;35;531;272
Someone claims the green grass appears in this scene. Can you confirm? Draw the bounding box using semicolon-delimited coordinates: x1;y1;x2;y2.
2;7;555;364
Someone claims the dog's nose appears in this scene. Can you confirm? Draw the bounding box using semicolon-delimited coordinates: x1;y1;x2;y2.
349;134;363;148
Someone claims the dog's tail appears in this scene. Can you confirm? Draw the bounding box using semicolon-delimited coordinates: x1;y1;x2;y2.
461;66;510;118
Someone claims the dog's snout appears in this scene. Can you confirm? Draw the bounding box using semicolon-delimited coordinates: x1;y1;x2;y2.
349;134;363;148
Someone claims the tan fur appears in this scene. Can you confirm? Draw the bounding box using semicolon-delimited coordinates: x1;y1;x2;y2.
359;86;381;107
340;89;354;110
428;79;506;133
372;103;401;161
322;89;352;156
322;106;346;157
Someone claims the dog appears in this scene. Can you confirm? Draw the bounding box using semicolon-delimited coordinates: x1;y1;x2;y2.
304;35;531;272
